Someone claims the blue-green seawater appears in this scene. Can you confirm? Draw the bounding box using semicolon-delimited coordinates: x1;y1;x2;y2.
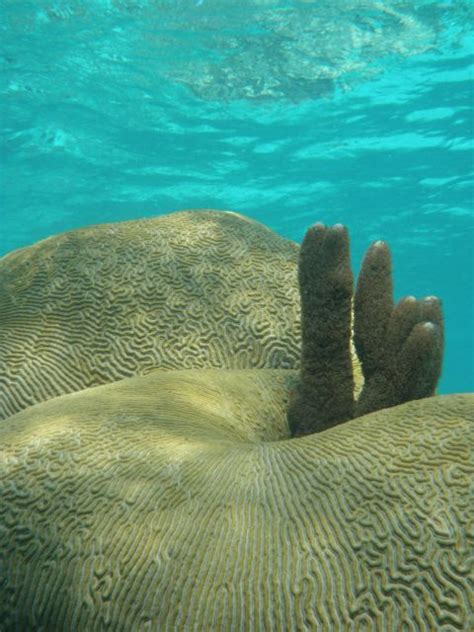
1;1;473;394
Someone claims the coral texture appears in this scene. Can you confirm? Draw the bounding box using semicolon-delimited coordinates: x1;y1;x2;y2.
0;211;306;420
0;369;472;630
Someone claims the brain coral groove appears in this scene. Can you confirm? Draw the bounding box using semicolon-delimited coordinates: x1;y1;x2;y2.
0;369;472;630
0;211;306;419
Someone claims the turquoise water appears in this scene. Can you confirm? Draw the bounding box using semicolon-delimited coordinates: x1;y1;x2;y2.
1;1;473;394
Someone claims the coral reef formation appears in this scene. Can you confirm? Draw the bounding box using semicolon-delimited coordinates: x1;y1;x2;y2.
288;224;444;436
0;210;471;630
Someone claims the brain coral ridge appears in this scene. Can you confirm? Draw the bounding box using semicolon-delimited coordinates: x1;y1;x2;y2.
0;369;472;630
0;209;472;630
0;210;306;420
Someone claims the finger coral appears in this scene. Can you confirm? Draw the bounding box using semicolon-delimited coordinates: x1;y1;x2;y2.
354;240;444;416
287;223;355;435
288;224;445;436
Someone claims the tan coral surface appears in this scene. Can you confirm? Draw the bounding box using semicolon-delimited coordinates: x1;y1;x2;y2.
0;211;302;420
1;368;472;631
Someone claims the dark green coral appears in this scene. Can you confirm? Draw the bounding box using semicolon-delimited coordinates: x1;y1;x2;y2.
288;225;444;436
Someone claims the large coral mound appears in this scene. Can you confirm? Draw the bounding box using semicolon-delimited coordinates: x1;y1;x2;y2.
0;210;471;630
0;211;304;420
0;369;472;630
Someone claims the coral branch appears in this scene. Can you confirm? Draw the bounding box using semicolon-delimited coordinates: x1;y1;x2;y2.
353;241;393;381
287;223;354;436
354;246;445;416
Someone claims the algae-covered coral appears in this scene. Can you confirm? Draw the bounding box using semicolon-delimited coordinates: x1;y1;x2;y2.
0;210;472;631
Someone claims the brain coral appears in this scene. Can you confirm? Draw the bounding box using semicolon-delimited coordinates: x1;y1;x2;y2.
0;211;307;419
0;369;472;630
0;210;472;630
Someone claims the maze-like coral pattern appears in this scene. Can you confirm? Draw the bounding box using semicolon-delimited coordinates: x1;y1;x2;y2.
1;368;472;631
0;211;304;420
